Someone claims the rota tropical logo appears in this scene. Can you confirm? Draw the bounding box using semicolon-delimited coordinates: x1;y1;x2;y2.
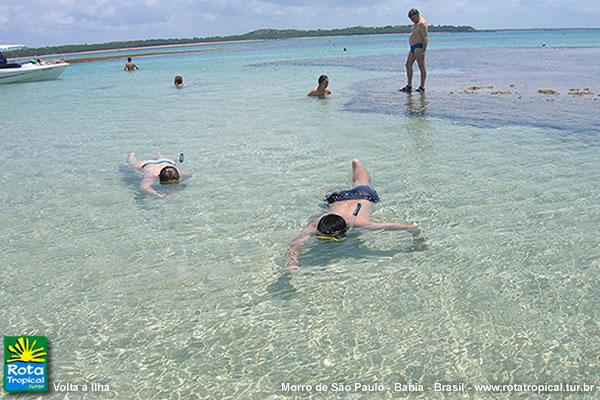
4;336;48;393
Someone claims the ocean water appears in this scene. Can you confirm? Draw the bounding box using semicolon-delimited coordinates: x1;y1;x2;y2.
1;31;599;399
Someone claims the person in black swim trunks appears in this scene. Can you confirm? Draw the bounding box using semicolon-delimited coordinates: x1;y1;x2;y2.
286;160;420;269
127;152;190;197
400;8;428;93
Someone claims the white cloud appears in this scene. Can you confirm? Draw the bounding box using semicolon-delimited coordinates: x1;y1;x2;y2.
1;0;599;46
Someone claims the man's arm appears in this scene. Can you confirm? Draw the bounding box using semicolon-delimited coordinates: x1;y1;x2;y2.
286;222;317;269
419;23;428;49
127;152;144;169
140;175;164;198
357;221;420;236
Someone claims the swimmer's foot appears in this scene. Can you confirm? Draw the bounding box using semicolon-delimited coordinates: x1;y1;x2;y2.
416;86;425;93
399;85;412;93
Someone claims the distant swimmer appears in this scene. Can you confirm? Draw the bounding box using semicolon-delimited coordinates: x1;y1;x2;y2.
286;160;421;269
174;75;184;88
307;75;332;98
400;8;428;93
127;152;190;197
124;57;139;72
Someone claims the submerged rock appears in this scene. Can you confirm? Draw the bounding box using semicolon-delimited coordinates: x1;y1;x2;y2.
568;88;593;96
538;89;559;95
464;86;481;93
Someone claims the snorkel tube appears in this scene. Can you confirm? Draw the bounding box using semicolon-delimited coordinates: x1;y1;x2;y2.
350;203;362;228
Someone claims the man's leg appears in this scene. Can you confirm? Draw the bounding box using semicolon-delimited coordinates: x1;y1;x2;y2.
405;52;416;87
415;49;426;89
352;159;371;186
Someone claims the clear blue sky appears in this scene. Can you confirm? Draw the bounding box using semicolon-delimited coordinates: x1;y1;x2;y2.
1;0;599;47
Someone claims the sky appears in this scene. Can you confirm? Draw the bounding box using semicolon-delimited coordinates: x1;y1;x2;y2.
1;0;599;47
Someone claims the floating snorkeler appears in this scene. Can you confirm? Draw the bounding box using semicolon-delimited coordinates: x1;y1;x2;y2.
127;152;190;197
286;160;421;269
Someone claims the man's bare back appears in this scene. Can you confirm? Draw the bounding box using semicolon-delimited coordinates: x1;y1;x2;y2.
124;57;139;72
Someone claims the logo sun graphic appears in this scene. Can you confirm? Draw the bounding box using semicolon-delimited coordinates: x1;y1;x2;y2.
7;337;47;363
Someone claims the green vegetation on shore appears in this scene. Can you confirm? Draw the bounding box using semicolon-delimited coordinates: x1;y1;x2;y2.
5;25;475;57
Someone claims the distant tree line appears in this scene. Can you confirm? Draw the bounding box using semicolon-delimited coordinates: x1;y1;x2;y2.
5;25;476;58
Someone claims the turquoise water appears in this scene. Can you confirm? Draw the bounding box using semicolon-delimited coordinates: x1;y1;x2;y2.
1;31;599;399
32;29;600;62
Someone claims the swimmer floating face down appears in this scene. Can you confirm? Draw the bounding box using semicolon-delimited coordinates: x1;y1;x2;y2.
286;160;422;269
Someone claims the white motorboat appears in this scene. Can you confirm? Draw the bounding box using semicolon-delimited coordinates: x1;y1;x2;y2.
0;45;69;84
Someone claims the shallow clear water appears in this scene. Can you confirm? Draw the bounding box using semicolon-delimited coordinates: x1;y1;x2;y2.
1;31;599;399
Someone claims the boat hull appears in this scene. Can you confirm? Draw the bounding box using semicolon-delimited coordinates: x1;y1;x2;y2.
0;63;69;84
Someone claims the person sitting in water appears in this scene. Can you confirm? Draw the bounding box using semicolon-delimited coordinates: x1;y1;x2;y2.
127;152;189;197
307;75;332;98
286;160;421;269
124;57;139;72
174;75;184;88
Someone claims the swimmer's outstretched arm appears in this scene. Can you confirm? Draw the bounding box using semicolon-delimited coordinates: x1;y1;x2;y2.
286;222;317;270
140;175;164;198
357;222;420;236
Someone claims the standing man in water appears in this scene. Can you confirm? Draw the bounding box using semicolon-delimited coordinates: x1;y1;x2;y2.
400;8;428;93
124;57;139;71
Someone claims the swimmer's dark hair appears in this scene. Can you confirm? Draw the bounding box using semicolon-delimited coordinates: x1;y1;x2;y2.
159;166;180;184
408;8;419;17
174;75;183;85
127;57;132;62
318;75;329;85
317;214;348;237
